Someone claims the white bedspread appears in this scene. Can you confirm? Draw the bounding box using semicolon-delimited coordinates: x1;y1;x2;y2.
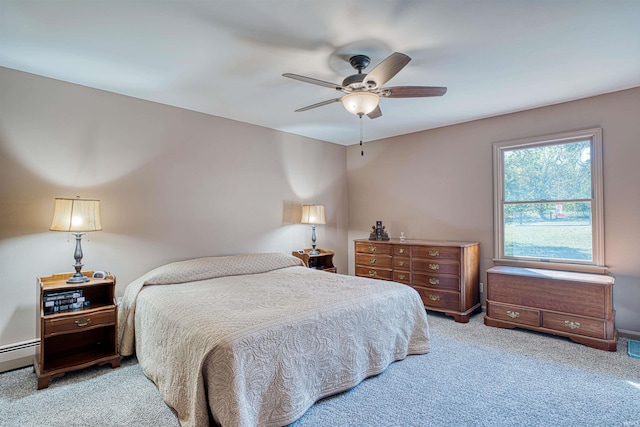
118;253;429;427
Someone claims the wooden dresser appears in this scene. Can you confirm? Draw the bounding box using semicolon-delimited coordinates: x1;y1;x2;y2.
485;266;616;351
354;239;481;322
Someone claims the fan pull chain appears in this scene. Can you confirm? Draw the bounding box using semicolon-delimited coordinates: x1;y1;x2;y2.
359;113;364;156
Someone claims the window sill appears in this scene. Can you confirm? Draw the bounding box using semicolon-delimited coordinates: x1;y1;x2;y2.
492;258;609;275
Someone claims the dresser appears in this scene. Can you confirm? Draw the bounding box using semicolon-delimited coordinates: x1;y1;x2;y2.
354;239;481;322
485;266;616;351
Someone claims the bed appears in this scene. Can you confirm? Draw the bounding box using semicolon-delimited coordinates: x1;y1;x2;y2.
118;252;429;427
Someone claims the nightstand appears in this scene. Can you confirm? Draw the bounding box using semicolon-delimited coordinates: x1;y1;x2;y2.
292;249;336;273
34;271;120;389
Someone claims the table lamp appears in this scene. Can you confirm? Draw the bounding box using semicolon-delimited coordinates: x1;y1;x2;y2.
49;196;102;283
300;204;325;255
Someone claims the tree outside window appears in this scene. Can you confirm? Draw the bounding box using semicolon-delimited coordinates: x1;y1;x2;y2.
493;128;604;271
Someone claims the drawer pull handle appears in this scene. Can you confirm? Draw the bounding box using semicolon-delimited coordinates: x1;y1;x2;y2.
368;270;377;277
429;250;440;257
428;294;440;301
506;311;520;319
399;261;405;267
368;246;377;252
399;248;405;254
429;264;439;270
369;258;376;264
429;278;440;285
398;274;406;280
564;320;581;330
74;317;91;327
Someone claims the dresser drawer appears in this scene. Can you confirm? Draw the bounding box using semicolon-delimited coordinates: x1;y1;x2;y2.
487;302;540;327
412;246;460;260
355;266;393;281
355;242;391;255
412;259;460;276
356;253;392;269
542;312;607;339
44;309;116;337
393;257;410;270
393;245;410;256
413;273;459;291
413;288;459;311
393;271;411;284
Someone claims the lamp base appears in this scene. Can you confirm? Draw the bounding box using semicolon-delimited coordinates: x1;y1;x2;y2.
66;232;90;283
66;273;90;284
308;249;320;255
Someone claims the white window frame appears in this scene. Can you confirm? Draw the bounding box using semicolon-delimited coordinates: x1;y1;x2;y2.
493;127;606;273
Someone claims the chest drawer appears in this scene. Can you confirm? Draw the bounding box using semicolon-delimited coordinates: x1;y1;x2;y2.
412;246;460;260
355;242;391;255
413;273;459;291
393;257;410;270
412;288;459;311
44;309;116;337
393;271;411;284
355;266;393;281
356;253;392;269
412;259;460;276
487;302;540;327
542;312;607;339
393;245;410;256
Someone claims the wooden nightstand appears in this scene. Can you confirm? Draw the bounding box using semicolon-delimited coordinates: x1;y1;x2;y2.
292;249;337;273
34;271;120;389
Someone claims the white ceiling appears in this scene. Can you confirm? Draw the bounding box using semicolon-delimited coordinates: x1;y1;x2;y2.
1;0;639;146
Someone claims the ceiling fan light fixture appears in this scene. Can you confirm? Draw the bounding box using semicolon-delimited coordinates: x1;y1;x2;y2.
341;92;379;116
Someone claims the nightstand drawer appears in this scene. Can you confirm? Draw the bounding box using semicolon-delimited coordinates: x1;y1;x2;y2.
543;312;607;339
355;266;393;280
44;309;116;337
356;253;392;268
487;302;540;327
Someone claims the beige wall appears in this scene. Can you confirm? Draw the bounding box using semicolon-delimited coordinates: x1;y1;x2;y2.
2;66;638;370
0;67;348;360
347;87;640;333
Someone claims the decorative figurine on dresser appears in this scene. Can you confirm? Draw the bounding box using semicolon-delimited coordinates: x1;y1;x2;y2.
355;236;481;323
369;221;390;241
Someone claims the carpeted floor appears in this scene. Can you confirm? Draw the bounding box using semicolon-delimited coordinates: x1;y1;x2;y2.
1;312;638;426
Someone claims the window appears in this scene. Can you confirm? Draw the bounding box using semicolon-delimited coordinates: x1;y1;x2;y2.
493;128;604;272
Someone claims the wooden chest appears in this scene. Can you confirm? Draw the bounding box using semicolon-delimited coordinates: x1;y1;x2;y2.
484;266;616;351
355;239;481;322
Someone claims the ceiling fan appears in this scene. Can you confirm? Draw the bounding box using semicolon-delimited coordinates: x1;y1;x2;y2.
283;52;447;119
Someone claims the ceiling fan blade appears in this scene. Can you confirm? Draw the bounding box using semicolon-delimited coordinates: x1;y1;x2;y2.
294;97;343;112
364;52;411;88
381;86;448;98
283;73;342;90
367;105;382;119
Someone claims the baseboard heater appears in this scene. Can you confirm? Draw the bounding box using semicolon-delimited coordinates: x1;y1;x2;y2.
0;339;39;373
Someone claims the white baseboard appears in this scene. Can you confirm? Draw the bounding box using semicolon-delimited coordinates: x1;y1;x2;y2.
0;339;38;373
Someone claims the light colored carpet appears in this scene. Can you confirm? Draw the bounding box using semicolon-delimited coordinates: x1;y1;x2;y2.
1;312;638;426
